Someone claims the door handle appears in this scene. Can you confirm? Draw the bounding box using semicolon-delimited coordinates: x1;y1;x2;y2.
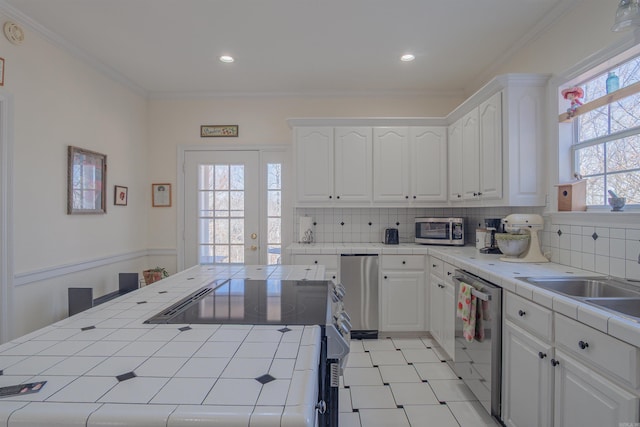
250;245;258;251
251;233;257;240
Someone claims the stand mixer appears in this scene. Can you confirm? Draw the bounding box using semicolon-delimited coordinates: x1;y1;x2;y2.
500;214;549;263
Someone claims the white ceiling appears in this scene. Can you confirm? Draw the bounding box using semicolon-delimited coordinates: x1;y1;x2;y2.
1;0;571;98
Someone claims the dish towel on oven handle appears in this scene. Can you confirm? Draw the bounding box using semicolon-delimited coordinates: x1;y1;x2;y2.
456;282;477;342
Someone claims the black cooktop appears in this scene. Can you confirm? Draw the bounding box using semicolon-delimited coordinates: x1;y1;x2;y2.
144;279;330;325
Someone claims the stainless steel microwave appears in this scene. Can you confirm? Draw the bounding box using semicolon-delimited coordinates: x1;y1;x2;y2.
415;217;465;246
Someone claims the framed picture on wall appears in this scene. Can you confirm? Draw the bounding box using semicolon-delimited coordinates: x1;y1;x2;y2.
114;185;128;206
200;125;238;137
67;146;107;214
152;183;171;207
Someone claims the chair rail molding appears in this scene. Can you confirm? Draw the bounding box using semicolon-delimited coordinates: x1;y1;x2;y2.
13;249;177;287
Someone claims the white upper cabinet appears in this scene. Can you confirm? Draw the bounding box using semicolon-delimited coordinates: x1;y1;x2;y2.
294;126;372;205
373;126;447;204
290;74;548;207
372;127;410;202
478;92;503;200
447;74;548;206
295;127;334;203
448;119;463;201
334;127;372;203
410;127;447;202
461;108;480;200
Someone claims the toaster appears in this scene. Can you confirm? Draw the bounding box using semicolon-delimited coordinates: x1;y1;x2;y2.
384;228;399;245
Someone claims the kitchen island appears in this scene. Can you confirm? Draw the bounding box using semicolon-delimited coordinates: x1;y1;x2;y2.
0;264;328;427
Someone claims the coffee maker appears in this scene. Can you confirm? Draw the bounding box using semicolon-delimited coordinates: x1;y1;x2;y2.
479;218;503;254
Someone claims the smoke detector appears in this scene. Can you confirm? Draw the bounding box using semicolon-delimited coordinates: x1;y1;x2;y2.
4;21;24;45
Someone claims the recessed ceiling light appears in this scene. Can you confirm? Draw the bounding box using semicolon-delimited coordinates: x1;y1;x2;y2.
400;54;415;62
219;55;234;63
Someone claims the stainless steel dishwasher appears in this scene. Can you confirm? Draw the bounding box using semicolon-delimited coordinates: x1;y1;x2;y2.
340;254;379;339
450;269;502;421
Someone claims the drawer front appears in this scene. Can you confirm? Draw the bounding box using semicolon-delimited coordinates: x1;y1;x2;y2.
505;292;552;340
429;257;444;277
555;314;640;389
292;254;338;270
382;255;425;270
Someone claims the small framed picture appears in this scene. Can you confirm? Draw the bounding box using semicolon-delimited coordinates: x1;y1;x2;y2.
114;185;128;206
200;125;238;137
152;183;171;207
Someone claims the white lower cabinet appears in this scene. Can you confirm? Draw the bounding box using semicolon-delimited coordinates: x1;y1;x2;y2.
429;271;455;358
553;349;639;427
502;320;553;427
380;255;426;332
502;290;640;427
290;254;339;281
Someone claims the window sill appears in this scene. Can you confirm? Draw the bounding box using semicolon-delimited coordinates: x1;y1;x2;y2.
546;209;640;228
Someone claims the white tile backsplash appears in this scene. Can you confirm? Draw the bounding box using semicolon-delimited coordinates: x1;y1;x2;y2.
296;206;640;280
295;207;540;245
542;218;640;280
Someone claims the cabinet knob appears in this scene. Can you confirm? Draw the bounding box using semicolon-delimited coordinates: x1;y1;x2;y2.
314;260;318;264
457;194;461;198
439;284;445;288
538;352;547;359
478;192;483;196
384;276;388;279
413;195;417;199
518;310;526;317
447;271;452;276
473;192;478;196
336;195;340;199
402;261;406;265
432;264;437;268
405;195;409;199
329;195;332;199
550;359;560;367
578;340;589;350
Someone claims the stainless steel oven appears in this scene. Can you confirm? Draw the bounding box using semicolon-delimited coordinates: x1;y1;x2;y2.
415;217;465;245
450;270;502;421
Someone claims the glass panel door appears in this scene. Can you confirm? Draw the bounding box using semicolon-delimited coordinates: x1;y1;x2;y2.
184;151;259;268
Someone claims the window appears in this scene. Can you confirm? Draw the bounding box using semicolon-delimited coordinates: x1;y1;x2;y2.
198;164;246;264
572;55;640;206
266;163;282;265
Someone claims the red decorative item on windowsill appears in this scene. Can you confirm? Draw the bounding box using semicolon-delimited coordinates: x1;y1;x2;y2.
561;86;584;118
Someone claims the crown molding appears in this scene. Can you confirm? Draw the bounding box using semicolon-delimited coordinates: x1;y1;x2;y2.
0;1;148;98
148;88;466;100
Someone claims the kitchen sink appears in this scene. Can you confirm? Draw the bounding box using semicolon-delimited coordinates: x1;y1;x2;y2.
584;298;640;320
522;277;640;299
522;276;640;321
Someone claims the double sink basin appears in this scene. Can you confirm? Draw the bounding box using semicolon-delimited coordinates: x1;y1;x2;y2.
522;276;640;322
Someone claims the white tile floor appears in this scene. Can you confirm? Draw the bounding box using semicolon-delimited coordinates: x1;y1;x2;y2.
340;336;502;427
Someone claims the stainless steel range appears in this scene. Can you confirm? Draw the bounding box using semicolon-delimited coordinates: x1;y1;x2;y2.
144;278;350;427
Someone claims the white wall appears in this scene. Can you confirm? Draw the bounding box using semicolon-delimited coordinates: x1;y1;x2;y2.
0;14;150;338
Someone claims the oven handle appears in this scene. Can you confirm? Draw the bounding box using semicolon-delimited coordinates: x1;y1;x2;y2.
452;275;492;301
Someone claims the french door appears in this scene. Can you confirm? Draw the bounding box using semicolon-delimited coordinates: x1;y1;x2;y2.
184;151;260;268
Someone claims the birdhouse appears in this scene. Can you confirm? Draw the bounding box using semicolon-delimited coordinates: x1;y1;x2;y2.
556;181;586;211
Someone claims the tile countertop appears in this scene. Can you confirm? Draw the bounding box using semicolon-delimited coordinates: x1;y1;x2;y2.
287;243;640;349
0;264;327;427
